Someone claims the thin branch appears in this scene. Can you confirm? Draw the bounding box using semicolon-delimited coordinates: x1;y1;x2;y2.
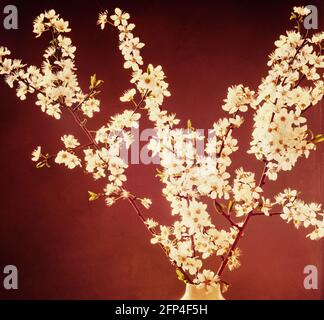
127;196;193;284
73;142;95;152
213;200;241;230
251;212;282;217
215;112;238;170
258;160;269;188
216;213;252;277
16;34;189;284
216;160;268;277
191;235;196;258
68;108;99;149
216;38;313;277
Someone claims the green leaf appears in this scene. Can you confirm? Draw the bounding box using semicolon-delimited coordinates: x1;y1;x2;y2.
155;168;165;181
214;200;224;214
88;191;99;201
90;74;97;90
36;160;49;169
95;79;104;88
36;162;46;169
228;200;235;213
311;134;324;144
89;74;104;90
176;268;188;284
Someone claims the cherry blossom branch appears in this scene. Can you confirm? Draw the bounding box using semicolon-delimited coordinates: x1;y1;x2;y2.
215;34;315;276
215;112;238;170
0;5;322;295
216;127;232;163
216;213;252;277
190;235;196;258
67;91;193;282
16;24;186;283
68;108;100;150
127;196;193;284
216;161;268;277
258;160;269;188
72;89;99;112
213;200;241;230
63;85;191;281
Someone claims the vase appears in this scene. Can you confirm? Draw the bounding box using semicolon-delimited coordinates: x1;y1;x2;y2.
180;283;225;300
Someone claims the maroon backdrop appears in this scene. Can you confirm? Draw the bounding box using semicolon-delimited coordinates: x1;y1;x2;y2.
0;0;323;299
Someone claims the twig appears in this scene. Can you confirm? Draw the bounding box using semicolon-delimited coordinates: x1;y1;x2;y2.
251;212;282;217
216;213;252;277
216;36;313;277
213;200;241;230
127;196;193;284
216;161;268;277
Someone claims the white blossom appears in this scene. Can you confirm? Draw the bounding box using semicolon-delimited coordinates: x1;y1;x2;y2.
0;6;323;291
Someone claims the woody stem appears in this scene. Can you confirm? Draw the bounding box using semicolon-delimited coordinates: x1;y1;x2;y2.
216;162;268;277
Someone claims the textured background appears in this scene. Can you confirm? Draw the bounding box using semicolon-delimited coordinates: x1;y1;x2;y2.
0;0;323;299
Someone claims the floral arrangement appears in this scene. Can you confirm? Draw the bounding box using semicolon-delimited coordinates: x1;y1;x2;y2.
0;6;323;296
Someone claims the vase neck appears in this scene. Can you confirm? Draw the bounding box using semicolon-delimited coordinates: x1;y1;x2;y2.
181;283;225;300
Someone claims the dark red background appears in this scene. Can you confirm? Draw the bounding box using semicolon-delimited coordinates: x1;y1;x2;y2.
0;0;323;299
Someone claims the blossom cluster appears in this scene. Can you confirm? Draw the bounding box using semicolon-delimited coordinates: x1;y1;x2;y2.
248;27;323;179
99;7;324;291
275;189;324;240
1;10;144;205
0;6;323;294
97;9;250;289
232;169;263;217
